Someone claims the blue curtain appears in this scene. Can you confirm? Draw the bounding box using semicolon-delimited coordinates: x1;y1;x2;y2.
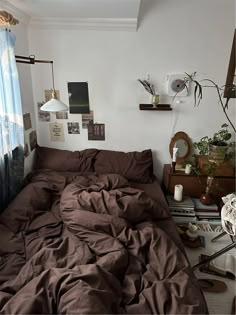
0;29;24;211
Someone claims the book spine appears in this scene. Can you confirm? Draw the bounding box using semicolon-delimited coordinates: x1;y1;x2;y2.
196;220;221;225
169;207;195;210
172;216;197;222
194;208;218;212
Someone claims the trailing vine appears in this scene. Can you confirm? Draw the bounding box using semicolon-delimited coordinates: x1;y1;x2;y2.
183;72;236;133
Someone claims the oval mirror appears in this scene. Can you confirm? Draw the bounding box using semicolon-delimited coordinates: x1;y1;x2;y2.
169;131;192;164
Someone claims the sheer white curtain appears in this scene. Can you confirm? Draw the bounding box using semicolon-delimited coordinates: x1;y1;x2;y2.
0;29;24;210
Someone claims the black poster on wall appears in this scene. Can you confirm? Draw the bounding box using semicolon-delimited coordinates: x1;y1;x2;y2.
67;82;90;114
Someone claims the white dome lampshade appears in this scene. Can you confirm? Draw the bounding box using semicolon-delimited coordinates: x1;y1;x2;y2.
40;60;68;112
40;89;68;112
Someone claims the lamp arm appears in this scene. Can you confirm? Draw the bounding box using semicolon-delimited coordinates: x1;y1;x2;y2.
15;54;55;92
15;55;53;65
15;54;68;111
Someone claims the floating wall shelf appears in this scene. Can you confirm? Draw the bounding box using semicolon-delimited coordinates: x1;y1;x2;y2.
139;104;172;111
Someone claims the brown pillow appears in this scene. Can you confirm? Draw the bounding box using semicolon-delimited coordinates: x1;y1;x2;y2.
34;146;98;172
94;149;153;183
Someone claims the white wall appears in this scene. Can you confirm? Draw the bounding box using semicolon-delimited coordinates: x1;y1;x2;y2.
28;0;235;180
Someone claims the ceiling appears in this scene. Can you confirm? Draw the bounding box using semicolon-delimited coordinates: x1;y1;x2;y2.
0;0;142;30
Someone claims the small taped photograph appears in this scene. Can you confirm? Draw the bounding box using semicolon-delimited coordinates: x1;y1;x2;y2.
88;123;105;141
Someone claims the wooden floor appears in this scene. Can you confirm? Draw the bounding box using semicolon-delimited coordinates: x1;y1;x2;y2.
185;230;235;315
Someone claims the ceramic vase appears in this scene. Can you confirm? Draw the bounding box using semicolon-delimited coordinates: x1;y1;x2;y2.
200;176;214;205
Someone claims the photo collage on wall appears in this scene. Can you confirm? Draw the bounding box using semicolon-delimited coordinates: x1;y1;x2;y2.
82;111;93;129
23;113;32;130
49;123;65;142
29;130;38;150
67;122;80;134
37;83;105;142
88;123;105;141
56;112;68;119
23;112;37;157
38;101;50;122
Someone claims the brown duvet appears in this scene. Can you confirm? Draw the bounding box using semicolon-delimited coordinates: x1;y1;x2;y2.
0;170;208;314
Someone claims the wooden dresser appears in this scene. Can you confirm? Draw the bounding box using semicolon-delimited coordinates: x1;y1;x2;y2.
162;164;235;204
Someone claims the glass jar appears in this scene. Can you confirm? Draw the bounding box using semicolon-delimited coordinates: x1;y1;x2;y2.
151;95;159;107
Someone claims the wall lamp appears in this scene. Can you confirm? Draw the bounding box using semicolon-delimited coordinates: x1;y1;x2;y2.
15;55;68;112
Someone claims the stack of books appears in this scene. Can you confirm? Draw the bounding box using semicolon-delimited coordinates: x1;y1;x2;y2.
166;195;197;223
192;198;220;223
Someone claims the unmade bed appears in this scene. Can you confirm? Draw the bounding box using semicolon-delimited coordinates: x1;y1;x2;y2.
0;147;208;314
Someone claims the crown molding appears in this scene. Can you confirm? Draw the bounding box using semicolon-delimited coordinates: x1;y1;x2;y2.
30;17;138;31
0;1;139;31
0;0;31;25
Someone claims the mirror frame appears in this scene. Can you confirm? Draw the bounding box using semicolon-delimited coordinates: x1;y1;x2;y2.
169;131;192;164
224;29;236;98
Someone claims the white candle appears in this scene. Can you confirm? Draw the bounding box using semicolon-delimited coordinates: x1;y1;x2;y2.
185;164;192;175
172;147;178;162
174;184;183;201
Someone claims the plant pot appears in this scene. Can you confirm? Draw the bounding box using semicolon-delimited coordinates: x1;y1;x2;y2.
151;95;159;107
208;144;228;165
194;154;235;176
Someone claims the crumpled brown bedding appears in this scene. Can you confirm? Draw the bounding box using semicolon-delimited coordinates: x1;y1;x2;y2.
0;170;208;314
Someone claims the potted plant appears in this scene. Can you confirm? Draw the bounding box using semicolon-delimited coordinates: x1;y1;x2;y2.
138;79;159;106
193;123;233;164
